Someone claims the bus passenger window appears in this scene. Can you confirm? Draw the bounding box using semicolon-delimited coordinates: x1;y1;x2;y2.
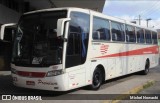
93;17;110;40
111;22;125;42
145;30;152;44
93;31;100;40
126;25;136;42
136;28;145;43
152;32;158;44
112;33;118;41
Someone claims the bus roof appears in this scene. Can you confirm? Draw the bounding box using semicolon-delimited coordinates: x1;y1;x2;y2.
24;7;156;32
24;7;89;15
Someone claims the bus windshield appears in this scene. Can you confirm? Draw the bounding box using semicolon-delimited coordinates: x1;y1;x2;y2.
12;10;67;67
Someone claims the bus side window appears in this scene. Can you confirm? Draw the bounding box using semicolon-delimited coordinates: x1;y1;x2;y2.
145;30;152;44
136;28;145;43
111;22;125;42
126;25;136;42
112;33;118;41
152;32;158;44
93;17;110;41
126;35;129;42
93;31;100;40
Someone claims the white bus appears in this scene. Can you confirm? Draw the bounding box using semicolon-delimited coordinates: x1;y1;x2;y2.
10;7;159;91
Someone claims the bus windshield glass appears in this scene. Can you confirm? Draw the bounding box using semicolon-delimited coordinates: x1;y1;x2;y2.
12;10;67;67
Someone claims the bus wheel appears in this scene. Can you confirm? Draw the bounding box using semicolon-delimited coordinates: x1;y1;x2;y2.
89;68;102;90
141;60;150;75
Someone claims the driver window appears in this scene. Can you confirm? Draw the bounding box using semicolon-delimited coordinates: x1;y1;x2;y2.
66;12;89;68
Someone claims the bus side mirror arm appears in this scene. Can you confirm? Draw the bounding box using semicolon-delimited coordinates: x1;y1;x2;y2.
0;23;16;41
0;25;5;40
57;18;71;37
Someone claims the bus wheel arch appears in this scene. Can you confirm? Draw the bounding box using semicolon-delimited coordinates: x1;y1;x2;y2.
96;65;105;83
146;58;150;68
89;64;105;90
141;58;150;75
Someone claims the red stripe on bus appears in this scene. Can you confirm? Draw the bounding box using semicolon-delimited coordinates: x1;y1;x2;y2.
95;46;159;58
17;71;46;78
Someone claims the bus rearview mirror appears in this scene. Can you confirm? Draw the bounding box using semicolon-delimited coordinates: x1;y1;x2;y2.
0;23;16;42
57;18;71;37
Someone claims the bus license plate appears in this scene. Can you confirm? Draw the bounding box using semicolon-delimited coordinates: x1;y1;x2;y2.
26;81;35;86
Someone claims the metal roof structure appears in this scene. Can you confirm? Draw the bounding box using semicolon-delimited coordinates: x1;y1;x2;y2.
25;0;105;12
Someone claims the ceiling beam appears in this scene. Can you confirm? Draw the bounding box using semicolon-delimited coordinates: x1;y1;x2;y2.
48;0;56;8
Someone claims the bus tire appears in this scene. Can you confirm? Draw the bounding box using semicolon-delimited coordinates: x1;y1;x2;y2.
141;60;150;75
89;68;102;90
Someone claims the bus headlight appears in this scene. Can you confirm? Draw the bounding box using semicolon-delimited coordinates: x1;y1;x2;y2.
11;68;17;74
46;69;65;77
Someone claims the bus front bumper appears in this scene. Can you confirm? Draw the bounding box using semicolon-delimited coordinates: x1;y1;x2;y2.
12;73;69;91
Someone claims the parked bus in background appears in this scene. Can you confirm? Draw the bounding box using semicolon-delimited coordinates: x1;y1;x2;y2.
0;23;16;71
6;8;158;91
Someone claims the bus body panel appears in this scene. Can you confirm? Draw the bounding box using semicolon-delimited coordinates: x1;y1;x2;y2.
12;73;68;91
90;42;159;80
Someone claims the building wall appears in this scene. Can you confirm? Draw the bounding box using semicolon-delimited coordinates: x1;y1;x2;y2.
0;1;21;71
0;4;20;24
